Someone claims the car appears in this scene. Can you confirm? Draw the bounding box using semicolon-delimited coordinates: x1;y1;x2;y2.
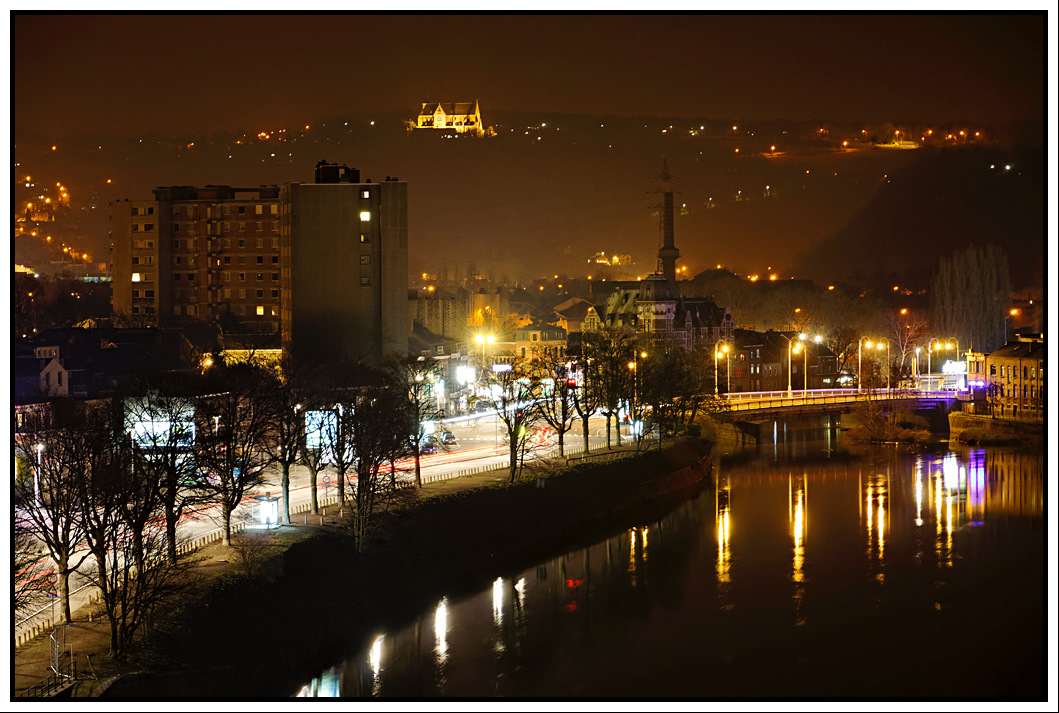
439;430;457;445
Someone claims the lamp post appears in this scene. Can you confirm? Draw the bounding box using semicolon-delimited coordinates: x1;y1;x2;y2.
914;347;921;390
778;333;797;398
627;351;647;435
1004;308;1020;344
713;340;729;395
857;338;872;394
927;338;941;392
798;334;822;400
877;340;890;391
34;442;43;502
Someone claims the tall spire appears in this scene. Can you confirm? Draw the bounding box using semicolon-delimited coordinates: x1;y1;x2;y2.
657;157;680;286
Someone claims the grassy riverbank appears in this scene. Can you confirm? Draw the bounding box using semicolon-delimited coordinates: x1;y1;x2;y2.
97;438;712;698
948;412;1044;447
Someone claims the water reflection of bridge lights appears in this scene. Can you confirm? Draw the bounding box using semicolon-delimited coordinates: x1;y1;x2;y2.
369;634;384;695
915;459;924;527
492;577;504;626
790;474;806;584
716;479;731;583
863;468;889;569
435;597;449;663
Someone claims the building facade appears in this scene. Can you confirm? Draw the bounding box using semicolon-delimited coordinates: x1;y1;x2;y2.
110;185;282;330
983;336;1044;420
415;101;485;136
280;163;408;363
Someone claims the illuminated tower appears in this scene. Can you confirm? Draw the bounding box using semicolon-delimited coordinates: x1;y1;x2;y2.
656;158;680;286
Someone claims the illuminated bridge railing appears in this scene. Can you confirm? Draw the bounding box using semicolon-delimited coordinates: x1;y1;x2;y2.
723;389;952;413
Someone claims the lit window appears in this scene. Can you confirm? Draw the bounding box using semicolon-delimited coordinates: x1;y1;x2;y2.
256;305;265;316
360;233;370;243
132;273;142;282
359;211;371;222
360;189;370;199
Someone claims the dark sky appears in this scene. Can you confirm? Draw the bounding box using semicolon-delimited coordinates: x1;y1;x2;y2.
13;13;1045;137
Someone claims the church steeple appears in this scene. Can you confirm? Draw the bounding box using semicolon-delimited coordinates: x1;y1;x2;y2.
656;158;680;287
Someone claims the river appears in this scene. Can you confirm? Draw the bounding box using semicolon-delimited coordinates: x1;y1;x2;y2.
294;427;1045;699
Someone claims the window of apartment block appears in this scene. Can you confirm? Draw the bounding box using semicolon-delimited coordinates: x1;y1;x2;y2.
256;305;265;316
271;256;279;264
238;239;245;247
145;289;154;298
144;224;154;231
360;276;371;287
174;273;181;281
256;238;264;248
239;223;245;232
174;256;182;265
223;272;231;282
132;272;142;282
271;237;279;248
270;204;278;215
223;288;231;298
239;273;246;282
132;289;140;298
256;289;264;298
223;238;231;248
238;256;246;265
271;272;279;281
132;256;140;265
256;273;263;281
187;272;195;281
238;206;246;214
224;256;232;264
255;204;263;215
360;211;371;222
360;233;370;243
256;256;264;264
255;222;262;231
271;288;279;298
360;255;371;265
360;189;371;199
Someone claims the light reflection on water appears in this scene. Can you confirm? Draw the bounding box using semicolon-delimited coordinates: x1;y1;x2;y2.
297;443;1044;698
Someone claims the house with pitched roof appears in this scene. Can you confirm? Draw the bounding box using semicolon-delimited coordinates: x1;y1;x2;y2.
415;101;485;137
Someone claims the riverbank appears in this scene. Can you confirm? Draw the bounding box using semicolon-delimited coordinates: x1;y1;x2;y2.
93;437;712;698
948;412;1044;447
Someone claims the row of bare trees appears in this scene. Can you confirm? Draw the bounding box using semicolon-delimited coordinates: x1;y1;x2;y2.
475;327;731;482
13;353;443;658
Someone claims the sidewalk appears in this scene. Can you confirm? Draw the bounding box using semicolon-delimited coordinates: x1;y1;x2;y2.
11;447;638;697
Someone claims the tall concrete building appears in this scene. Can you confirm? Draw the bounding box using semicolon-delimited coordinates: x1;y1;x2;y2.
110;185;282;329
110;163;409;364
280;163;408;363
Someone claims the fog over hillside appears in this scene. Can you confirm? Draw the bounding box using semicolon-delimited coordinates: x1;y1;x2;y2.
14;110;1042;291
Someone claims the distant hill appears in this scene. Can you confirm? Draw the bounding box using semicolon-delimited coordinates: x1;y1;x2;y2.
791;145;1044;291
15;112;1042;291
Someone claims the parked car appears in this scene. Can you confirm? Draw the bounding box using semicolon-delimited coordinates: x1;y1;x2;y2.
439;430;457;446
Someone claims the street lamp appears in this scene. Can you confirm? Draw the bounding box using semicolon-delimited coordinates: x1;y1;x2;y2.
777;333;798;397
876;339;890;391
475;333;494;362
914;347;921;389
1005;308;1020;343
35;443;43;502
713;340;729;395
798;334;823;400
627;351;647;434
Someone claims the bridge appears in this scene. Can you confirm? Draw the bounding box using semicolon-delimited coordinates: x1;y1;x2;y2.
718;388;961;439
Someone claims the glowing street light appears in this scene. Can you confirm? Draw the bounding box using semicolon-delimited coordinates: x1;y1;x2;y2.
475;333;495;363
714;341;730;395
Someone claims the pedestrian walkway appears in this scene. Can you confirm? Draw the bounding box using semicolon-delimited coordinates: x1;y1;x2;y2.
11;445;640;697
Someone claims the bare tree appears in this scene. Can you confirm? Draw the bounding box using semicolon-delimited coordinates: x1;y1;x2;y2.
124;379;203;563
261;356;323;524
884;308;929;378
385;354;442;488
14;399;90;624
13;488;50;615
487;359;543;483
196;364;275;546
582;327;639;449
533;349;577;458
570;355;604;455
74;399;193;660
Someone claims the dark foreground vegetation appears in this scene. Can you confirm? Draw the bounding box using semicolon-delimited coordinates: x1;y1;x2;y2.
103;438;713;698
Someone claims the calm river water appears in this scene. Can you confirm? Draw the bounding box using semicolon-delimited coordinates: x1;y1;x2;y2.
294;428;1045;699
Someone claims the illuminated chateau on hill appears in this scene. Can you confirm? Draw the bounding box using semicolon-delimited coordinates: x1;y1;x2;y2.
413;101;486;137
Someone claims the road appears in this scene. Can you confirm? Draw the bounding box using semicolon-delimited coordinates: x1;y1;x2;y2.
15;412;624;642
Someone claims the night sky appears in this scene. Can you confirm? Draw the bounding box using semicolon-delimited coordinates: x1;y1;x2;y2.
9;13;1050;290
13;14;1044;137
